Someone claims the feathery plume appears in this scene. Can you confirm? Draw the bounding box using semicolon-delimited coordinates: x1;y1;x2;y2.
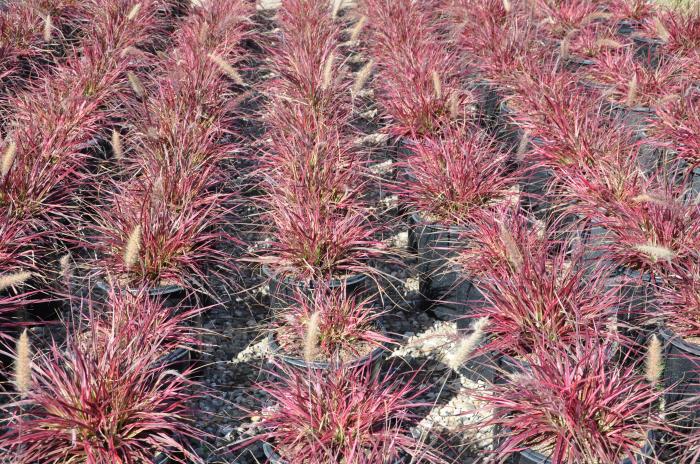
208;53;245;85
0;271;32;292
111;129;123;160
580;12;611;27
595;38;623;49
350;16;367;42
321;53;335;90
43;14;52;42
303;312;321;362
502;0;512;13
448;93;460;119
654;16;670;42
499;222;523;271
127;71;145;98
560;30;575;58
127;2;142;21
352;60;374;94
645;334;663;386
633;242;675;263
447;317;489;371
59;253;72;281
431;71;442;99
1;141;17;179
516;131;530;159
331;0;342;18
626;74;638;107
14;330;31;397
123;225;142;269
632;192;669;205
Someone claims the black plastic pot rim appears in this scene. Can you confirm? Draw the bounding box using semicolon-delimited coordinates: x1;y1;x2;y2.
267;331;386;370
577;78;612;92
507;431;655;464
263;442;407;464
152;346;192;371
95;278;185;297
615;267;664;285
609;102;657;115
262;266;367;289
658;327;700;357
633;35;665;46
562;54;595;66
411;211;470;233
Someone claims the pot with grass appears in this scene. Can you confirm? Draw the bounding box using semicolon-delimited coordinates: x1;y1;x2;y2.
267;285;390;370
244;360;448;464
256;187;383;311
393;128;519;317
585;49;684;174
461;237;622;379
609;0;656;37
90;173;234;308
80;289;202;375
652;88;700;194
477;336;663;464
557;22;624;71
657;279;700;430
595;186;700;351
0;309;203;464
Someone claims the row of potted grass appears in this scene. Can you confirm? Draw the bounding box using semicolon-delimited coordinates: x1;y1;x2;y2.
440;0;700;461
0;0;84;97
278;2;693;459
0;0;698;462
87;0;251;298
1;0;253;461
243;0;448;461
0;0;173;344
253;0;383;306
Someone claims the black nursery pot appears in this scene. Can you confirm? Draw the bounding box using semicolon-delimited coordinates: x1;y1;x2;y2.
658;328;700;426
506;438;656;464
267;330;386;371
411;213;482;321
633;36;664;69
471;79;504;129
562;54;595;71
94;279;194;308
263;442;407;464
682;164;700;198
617;19;642;36
263;443;284;464
264;267;368;311
609;268;661;357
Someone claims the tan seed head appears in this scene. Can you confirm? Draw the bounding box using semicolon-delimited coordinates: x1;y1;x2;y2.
1;141;17;179
14;330;31;397
303;311;321;363
123;225;142;270
645;334;663;385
